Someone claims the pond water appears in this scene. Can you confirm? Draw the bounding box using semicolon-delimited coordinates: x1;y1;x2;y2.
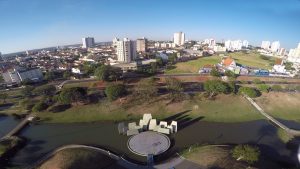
1;115;300;168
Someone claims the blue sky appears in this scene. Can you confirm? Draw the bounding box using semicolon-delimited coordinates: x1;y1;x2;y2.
0;0;300;53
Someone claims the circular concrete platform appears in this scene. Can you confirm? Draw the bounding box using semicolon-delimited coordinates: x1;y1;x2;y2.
127;131;171;156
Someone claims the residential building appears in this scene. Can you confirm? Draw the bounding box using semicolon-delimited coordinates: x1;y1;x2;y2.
213;45;226;52
242;40;249;48
154;42;161;48
272;58;286;73
112;37;119;48
136;37;147;52
116;38;137;63
82;37;95;48
261;41;271;50
204;39;216;47
278;48;286;56
2;67;43;84
221;57;236;71
225;40;243;51
287;43;300;63
173;32;185;46
271;41;280;52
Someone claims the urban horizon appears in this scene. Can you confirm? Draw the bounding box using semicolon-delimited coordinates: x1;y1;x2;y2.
1;0;300;54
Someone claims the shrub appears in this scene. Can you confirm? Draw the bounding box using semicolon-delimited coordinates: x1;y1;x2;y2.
257;84;270;93
210;68;221;77
32;102;48;112
19;99;35;111
204;80;229;98
105;83;126;101
253;78;263;84
224;70;236;78
59;87;88;104
271;85;283;92
232;145;260;164
238;87;261;98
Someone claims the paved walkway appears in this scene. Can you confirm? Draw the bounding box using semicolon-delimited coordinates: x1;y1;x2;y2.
25;144;204;169
243;94;300;136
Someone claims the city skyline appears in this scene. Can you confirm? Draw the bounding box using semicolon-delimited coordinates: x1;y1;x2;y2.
1;0;300;53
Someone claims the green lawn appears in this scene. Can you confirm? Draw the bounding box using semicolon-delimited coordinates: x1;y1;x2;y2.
36;94;262;123
166;55;221;74
254;92;300;122
166;51;274;74
228;52;274;69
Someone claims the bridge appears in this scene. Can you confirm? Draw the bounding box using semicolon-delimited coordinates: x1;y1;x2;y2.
243;94;300;136
1;115;35;140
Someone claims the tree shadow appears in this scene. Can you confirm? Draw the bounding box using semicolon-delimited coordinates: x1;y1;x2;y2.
161;110;204;131
162;110;191;123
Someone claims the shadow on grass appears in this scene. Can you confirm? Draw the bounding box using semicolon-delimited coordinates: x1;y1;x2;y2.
162;110;204;131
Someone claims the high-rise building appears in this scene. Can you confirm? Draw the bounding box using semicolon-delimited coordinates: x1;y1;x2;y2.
242;40;249;48
271;41;280;52
261;41;271;50
82;37;95;48
136;37;147;52
0;52;2;61
116;38;137;63
225;40;244;51
298;43;300;49
173;32;185;46
112;37;119;48
278;48;286;56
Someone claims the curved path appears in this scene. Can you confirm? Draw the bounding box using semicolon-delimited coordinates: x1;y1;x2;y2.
25;144;197;169
243;94;300;136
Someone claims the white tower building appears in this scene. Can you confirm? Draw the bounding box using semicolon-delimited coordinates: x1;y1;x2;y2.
173;32;185;46
261;41;271;50
271;41;280;52
116;38;137;63
82;37;95;48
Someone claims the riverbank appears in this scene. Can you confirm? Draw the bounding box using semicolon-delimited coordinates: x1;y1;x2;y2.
0;136;26;167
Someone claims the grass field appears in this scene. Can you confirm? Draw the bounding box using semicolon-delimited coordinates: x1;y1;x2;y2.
228;52;274;69
37;94;262;123
166;51;274;74
255;92;300;122
38;148;122;169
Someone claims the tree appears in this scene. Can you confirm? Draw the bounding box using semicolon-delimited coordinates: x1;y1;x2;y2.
21;86;35;97
63;71;72;79
59;87;87;105
94;65;122;82
32;101;48;112
33;85;56;97
105;83;126;101
168;53;177;64
0;93;8;103
210;68;221;77
238;87;261;98
44;71;56;81
224;70;236;78
156;57;163;66
135;78;158;100
271;85;283;92
165;77;184;101
232;145;260;164
204;80;229;98
257;84;270;93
